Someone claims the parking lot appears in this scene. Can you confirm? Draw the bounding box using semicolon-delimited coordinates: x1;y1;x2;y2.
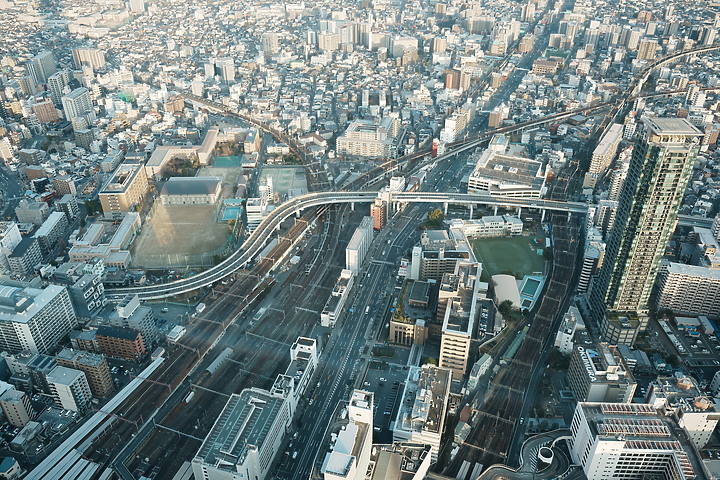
362;363;407;436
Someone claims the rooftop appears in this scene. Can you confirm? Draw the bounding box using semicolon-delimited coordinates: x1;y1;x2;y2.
159;176;222;196
101;163;144;194
644;117;703;137
47;365;84;386
396;365;451;435
195;389;285;470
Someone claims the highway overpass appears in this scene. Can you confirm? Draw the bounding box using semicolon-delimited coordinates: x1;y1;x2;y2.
106;191;587;300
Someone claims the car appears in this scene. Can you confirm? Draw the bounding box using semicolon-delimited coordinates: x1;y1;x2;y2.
292;451;298;459
161;308;169;313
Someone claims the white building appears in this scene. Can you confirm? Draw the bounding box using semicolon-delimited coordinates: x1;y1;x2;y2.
46;366;91;412
336;118;399;158
570;402;698;480
0;222;22;274
246;198;271;233
448;216;523;239
439;261;482;380
159;177;223;205
554;306;585;355
345;217;373;274
467;135;546;198
0;283;77;354
320;390;374;480
656;261;720;317
321;270;354;327
393;365;451;461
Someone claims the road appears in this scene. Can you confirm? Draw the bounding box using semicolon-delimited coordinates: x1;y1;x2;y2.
0;168;25;219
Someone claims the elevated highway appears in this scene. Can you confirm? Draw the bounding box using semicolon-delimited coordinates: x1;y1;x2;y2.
107;191;587;300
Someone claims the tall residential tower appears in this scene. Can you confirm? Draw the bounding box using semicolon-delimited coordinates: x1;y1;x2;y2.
591;118;701;345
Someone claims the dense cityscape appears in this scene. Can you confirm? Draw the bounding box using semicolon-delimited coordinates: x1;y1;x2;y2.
0;0;719;478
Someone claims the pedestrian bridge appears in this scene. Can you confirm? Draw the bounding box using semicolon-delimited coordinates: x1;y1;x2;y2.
106;191;587;300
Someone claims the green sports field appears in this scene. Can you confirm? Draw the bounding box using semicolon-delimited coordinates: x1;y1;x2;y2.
471;235;547;278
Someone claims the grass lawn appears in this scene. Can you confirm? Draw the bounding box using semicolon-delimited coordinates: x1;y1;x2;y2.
471;235;546;278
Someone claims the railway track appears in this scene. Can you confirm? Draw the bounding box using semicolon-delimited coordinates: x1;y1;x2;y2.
91;205;357;478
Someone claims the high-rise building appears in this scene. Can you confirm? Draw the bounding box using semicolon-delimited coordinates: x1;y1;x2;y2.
47;70;71;106
637;39;658;60
591;118;702;345
370;198;387;230
30;100;59;123
128;0;145;13
25;51;57;85
47;366;92;411
61;87;93;123
71;48;106;70
0;222;22;274
0;282;78;354
345;216;373;274
567;343;636;403
261;32;280;56
393;365;451;461
320;390;374;480
656;261;720;317
438;262;481;380
99;162;149;219
109;294;160;348
56;349;114;397
0;389;33;427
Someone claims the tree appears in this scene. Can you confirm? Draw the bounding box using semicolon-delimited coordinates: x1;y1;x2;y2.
665;354;680;368
84;199;103;216
498;300;514;318
427;208;444;227
425;357;438;366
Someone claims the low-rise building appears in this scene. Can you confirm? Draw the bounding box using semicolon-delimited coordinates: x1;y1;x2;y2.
321;270;354;327
467;135;546;197
448;216;523;238
158;177;223;205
